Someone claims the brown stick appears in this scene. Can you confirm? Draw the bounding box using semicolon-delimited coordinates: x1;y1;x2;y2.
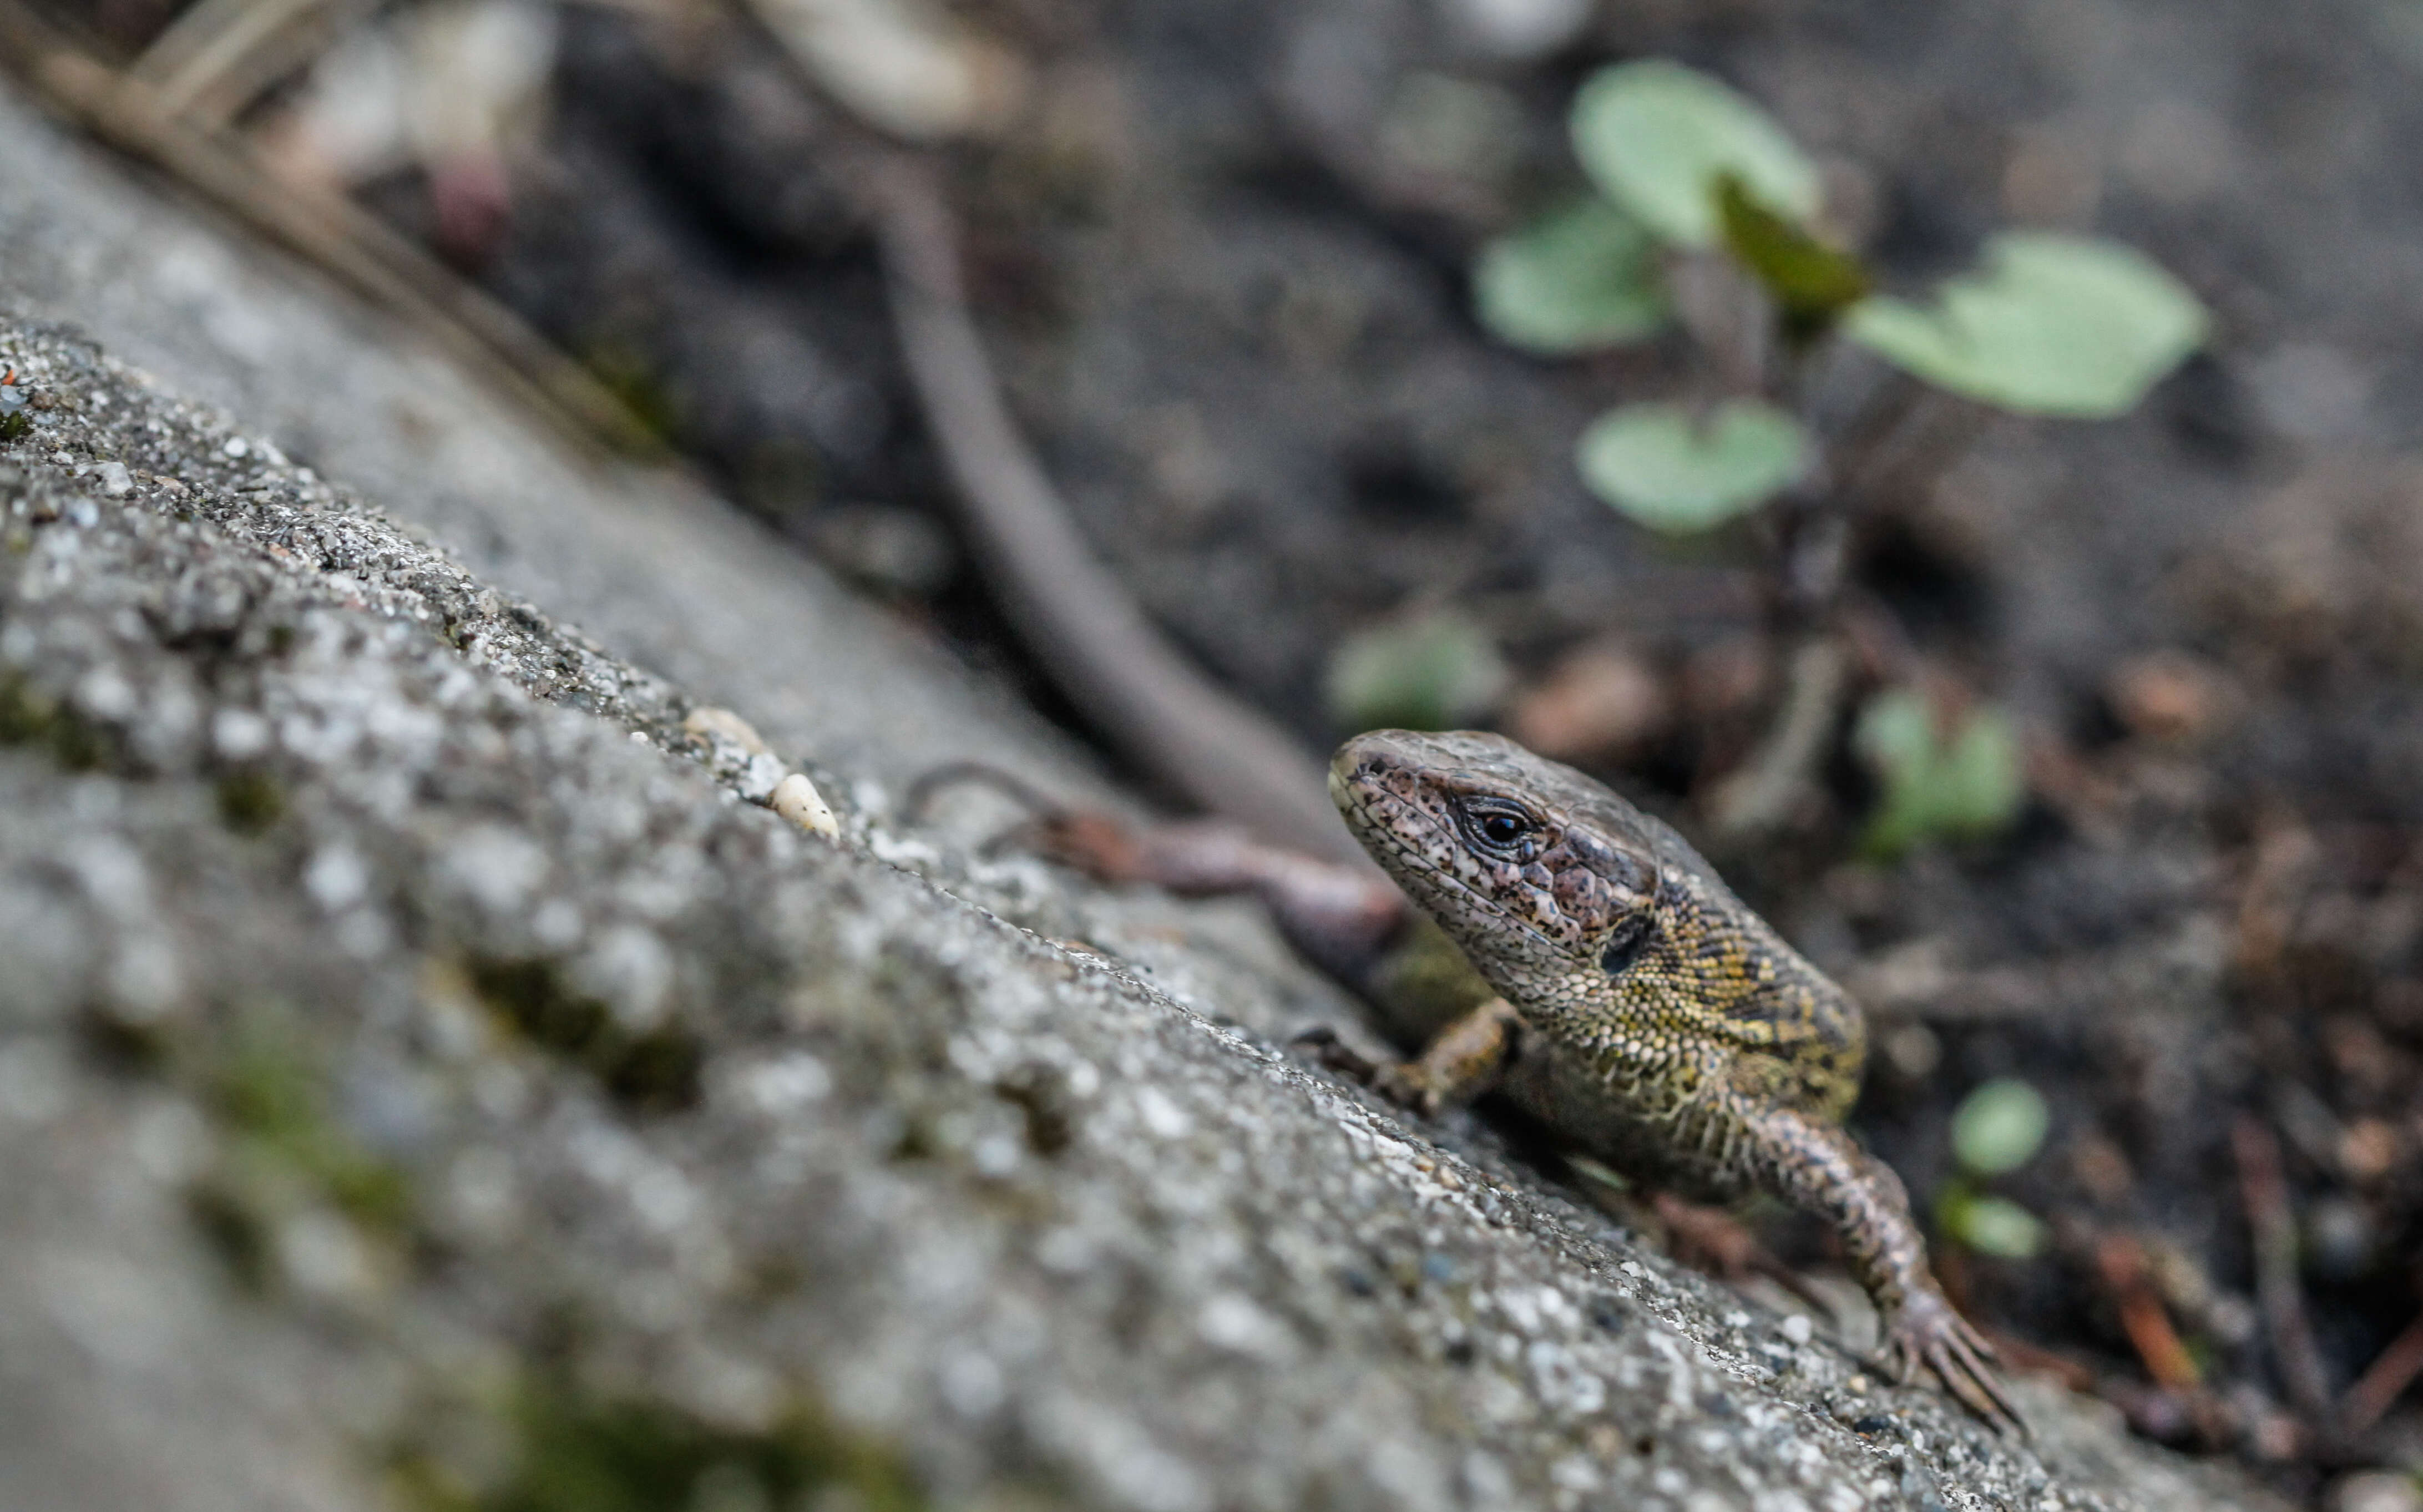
2342;1308;2423;1438
866;158;1365;865
1703;634;1849;838
2233;1113;2336;1423
2093;1232;2202;1391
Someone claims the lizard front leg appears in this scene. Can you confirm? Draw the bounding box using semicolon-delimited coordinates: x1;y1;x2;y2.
1727;1094;2025;1435
1302;997;1524;1117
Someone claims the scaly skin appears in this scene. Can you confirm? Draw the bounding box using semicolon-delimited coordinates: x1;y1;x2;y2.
1329;728;2022;1434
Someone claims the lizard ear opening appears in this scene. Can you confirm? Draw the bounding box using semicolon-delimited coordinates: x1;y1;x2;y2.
1599;913;1653;977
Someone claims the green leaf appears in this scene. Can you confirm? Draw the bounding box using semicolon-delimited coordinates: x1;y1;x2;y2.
1853;687;2025;856
1715;173;1870;342
1473;198;1668;354
1845;233;2209;417
1948;1192;2047;1260
1327;612;1510;734
1951;1077;2051;1176
1571;60;1820;247
1575;399;1808;533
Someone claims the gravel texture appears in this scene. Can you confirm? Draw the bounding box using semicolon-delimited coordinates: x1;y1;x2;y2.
0;81;2288;1512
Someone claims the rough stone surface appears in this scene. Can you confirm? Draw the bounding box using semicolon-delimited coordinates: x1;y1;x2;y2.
0;83;2288;1512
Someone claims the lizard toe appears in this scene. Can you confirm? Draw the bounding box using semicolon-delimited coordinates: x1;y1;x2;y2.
1880;1297;2028;1438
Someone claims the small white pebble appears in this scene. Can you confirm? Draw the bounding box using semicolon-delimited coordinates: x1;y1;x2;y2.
769;772;838;838
211;709;272;759
2333;1471;2423;1512
222;437;249;458
681;705;771;756
1781;1313;1814;1346
95;461;131;497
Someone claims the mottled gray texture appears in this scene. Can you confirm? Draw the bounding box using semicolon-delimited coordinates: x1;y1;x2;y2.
0;84;2284;1512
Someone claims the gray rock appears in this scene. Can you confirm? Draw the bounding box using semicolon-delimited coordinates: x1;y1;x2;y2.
0;81;2284;1512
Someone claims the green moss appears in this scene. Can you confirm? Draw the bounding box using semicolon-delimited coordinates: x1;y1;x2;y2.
471;958;703;1114
0;672;45;744
0;412;32;443
393;1378;923;1512
185;1179;274;1293
994;1068;1074;1157
208;1014;413;1232
178;1011;416;1291
215;766;286;833
0;671;114;770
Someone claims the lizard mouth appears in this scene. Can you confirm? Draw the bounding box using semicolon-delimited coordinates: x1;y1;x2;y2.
1329;756;1562;958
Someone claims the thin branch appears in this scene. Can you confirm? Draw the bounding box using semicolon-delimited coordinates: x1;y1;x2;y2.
2342;1307;2423;1438
2233;1112;2337;1425
864;158;1365;866
2094;1232;2202;1392
128;0;337;125
1704;634;1849;839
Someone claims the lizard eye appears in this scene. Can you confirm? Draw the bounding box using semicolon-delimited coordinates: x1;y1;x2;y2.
1458;800;1540;859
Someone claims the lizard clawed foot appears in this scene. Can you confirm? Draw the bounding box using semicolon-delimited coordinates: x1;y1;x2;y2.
1290;1028;1445;1116
1878;1291;2028;1437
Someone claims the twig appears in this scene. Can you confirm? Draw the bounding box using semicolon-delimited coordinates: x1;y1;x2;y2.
864;158;1365;865
2342;1308;2423;1438
1704;634;1849;838
127;0;341;125
903;759;1068;826
2093;1232;2202;1391
2233;1112;2337;1424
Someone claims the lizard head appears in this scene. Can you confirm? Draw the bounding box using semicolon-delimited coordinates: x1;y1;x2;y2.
1329;729;1663;992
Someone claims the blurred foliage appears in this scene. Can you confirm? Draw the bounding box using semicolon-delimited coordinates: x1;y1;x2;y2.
1571;60;1819;247
1473;198;1666;354
1941;1190;2047;1260
1846;234;2210;418
1939;1077;2052;1260
1574;399;1807;532
1952;1077;2051;1176
1471;59;2207;530
1714;174;1869;343
1326;611;1509;734
1852;687;2025;857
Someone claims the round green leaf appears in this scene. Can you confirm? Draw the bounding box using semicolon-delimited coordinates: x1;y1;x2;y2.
1845;233;2209;417
1473;198;1668;354
1951;1077;2050;1176
1570;60;1820;248
1576;400;1808;532
1951;1194;2047;1260
1853;688;2024;856
1327;612;1509;734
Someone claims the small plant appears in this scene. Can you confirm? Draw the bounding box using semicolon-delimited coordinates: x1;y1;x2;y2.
1936;1076;2051;1260
1852;686;2024;859
1471;59;2207;846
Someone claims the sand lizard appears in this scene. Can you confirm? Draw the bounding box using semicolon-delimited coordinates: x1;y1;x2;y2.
911;731;2021;1430
1324;728;2021;1433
